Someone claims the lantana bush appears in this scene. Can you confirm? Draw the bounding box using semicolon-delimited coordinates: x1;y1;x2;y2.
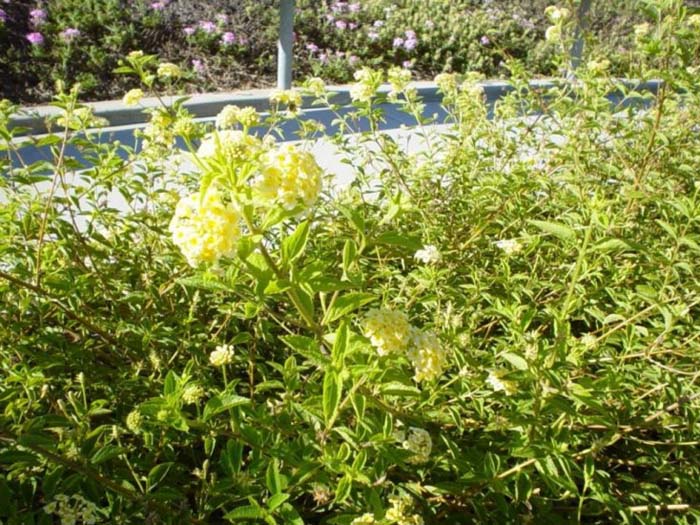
2;1;700;523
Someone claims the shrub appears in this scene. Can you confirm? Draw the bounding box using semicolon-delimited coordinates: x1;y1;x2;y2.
2;1;700;523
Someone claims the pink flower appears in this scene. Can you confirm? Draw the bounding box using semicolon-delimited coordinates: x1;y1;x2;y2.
306;43;319;53
404;38;418;50
26;31;44;45
221;31;236;45
335;20;347;30
368;30;379;40
0;9;7;23
348;54;359;65
402;60;412;68
192;59;205;74
183;26;195;36
29;8;47;26
392;36;404;48
216;13;228;24
405;30;416;40
319;53;328;64
349;22;358;30
480;35;490;46
199;20;217;33
373;20;384;28
59;27;80;41
348;3;360;12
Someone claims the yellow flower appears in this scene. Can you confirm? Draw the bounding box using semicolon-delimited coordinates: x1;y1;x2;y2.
122;88;144;106
545;25;561;43
545;6;569;23
402;427;432;463
350;67;382;103
689;15;700;28
255;144;323;211
387;66;412;98
182;384;205;404
634;23;650;40
434;73;457;94
157;62;182;79
362;308;412;356
210;344;235;367
128;50;144;59
215;105;260;129
351;514;376;525
270;89;303;115
126;410;143;432
304;77;326;98
407;328;447;382
169;191;242;267
196;129;265;162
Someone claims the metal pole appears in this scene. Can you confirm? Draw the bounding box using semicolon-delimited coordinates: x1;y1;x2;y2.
570;0;592;72
278;0;295;90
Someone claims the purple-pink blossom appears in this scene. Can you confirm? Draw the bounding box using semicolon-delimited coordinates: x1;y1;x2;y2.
0;8;6;23
192;59;205;74
59;27;80;41
183;26;195;36
319;53;328;64
480;35;491;46
29;8;47;26
349;22;358;30
215;13;228;24
392;36;405;48
26;31;44;45
402;60;412;69
404;37;418;50
306;43;319;53
348;3;360;12
335;20;347;30
368;30;379;40
221;31;236;45
373;20;384;28
199;20;217;33
348;54;359;65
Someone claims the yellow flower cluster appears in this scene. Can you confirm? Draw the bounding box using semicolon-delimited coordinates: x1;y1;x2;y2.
363;309;448;381
385;495;424;525
182;384;205;404
169;191;241;267
210;344;235;367
362;308;412;356
304;77;327;98
402;426;433;464
270;89;303;115
123;88;144;106
407;329;447;382
387;66;413;99
157;62;182;79
126;409;143;432
434;73;458;95
544;5;569;23
215;105;260;129
44;494;100;525
351;513;376;525
255;144;323;211
350;67;383;103
197;130;264;163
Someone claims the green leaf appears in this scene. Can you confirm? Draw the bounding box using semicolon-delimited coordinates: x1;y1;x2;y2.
279;335;329;368
380;382;422;397
147;463;174;491
501;352;529;370
224;505;266;521
282;220;310;264
267;493;290;511
323;371;342;426
91;445;125;465
528;220;576;241
331;322;349;368
334;475;352;504
203;393;251;422
374;231;422;250
323;292;376;324
266;459;282;495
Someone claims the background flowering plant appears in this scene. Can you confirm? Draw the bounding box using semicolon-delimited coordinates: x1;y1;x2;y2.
0;0;654;104
2;1;700;523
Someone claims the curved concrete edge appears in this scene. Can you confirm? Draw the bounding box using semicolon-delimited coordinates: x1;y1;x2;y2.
7;78;662;138
6;79;552;136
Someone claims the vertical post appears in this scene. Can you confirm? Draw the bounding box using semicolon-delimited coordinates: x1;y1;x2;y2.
278;0;295;90
570;0;592;72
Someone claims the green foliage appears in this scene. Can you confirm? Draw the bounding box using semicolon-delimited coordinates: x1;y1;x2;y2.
2;1;700;523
